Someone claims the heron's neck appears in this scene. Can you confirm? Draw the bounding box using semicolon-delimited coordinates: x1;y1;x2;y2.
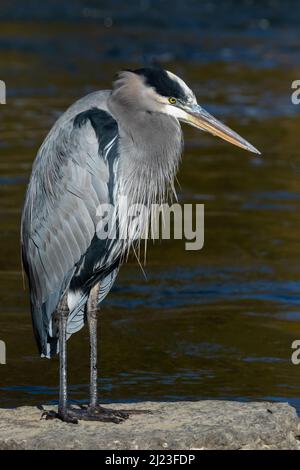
115;109;183;206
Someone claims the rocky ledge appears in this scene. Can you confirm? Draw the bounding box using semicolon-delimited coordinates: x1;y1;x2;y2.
0;401;299;450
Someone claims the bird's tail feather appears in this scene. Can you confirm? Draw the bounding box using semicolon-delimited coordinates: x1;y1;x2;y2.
33;269;119;358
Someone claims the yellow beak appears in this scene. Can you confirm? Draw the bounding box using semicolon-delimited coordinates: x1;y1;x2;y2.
182;104;261;155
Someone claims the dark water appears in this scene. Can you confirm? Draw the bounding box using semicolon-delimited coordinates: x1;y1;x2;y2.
1;0;300;411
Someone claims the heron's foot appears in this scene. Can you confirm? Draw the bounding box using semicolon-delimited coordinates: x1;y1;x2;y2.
41;405;152;424
69;404;129;423
98;406;153;415
78;404;152;420
41;408;78;424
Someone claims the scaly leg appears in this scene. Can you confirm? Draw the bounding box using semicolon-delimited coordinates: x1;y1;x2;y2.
71;283;151;423
43;284;151;424
88;282;99;409
43;293;78;423
75;283;129;423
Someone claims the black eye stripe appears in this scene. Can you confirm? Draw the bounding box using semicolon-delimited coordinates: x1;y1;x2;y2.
130;67;187;101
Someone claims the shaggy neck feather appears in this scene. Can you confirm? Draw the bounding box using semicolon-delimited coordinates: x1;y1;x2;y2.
113;107;183;207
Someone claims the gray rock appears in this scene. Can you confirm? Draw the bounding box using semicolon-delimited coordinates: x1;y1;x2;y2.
0;401;299;450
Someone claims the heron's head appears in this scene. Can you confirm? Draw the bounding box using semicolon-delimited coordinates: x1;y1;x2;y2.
112;67;260;155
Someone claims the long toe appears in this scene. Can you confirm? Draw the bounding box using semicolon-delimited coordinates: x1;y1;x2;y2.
118;409;152;415
94;406;152;416
88;406;129;423
67;405;129;423
64;405;151;423
41;409;78;424
91;406;129;418
87;412;127;424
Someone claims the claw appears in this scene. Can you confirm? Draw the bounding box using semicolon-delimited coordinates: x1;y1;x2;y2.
41;410;57;420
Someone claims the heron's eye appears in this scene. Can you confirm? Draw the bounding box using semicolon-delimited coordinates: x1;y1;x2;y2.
168;97;177;104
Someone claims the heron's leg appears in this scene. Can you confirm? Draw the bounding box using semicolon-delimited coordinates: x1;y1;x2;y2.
67;283;150;423
42;286;128;424
58;295;72;420
42;293;78;424
80;282;128;422
87;282;99;408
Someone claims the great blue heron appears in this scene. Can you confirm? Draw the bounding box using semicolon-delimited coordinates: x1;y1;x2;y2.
21;67;260;423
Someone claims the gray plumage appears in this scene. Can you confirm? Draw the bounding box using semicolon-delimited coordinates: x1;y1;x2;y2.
21;72;184;358
21;67;260;423
21;67;260;361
